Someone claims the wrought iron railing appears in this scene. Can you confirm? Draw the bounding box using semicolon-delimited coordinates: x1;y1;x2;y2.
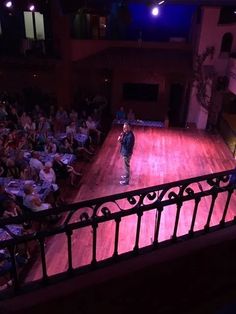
0;169;236;297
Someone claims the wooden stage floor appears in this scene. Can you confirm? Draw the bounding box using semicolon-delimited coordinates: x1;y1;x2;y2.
25;126;236;283
75;125;236;201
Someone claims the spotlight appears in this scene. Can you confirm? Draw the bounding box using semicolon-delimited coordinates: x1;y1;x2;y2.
158;1;165;4
29;4;35;11
5;1;13;8
152;6;159;16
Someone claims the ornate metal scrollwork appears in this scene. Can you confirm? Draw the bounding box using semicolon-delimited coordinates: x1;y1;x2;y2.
184;187;195;197
147;192;157;201
101;207;111;217
80;212;90;222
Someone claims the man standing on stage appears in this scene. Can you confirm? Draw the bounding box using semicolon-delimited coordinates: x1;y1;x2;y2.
118;122;135;185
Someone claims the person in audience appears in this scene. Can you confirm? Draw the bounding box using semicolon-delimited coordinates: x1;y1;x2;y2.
39;162;64;205
53;154;82;186
59;138;74;154
24;117;36;132
17;136;30;150
5;158;20;178
23;183;51;212
79;121;95;152
92;108;101;124
37;116;51;137
15;151;28;170
44;139;57;154
66;121;77;137
78;110;88;126
116;106;126;120
0;184;16;204
32;104;42;121
55;106;68;133
66;135;93;158
20;165;38;181
39;162;57;186
1;199;21;217
69;109;78;123
29;151;43;173
20;112;31;130
86;116;101;145
127;108;136;121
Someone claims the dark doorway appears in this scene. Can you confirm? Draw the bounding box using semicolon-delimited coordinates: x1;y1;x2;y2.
168;83;185;127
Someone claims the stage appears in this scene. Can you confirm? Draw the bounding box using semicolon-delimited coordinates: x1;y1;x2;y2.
25;125;236;283
75;125;235;201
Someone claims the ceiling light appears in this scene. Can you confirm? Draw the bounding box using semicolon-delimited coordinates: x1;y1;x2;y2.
152;6;159;16
29;4;35;11
5;1;13;8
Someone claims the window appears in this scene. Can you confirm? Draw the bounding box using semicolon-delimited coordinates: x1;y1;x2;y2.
123;83;159;102
220;32;233;53
24;11;45;40
218;7;236;24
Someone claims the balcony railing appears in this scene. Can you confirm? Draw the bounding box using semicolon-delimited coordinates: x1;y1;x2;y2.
0;169;235;298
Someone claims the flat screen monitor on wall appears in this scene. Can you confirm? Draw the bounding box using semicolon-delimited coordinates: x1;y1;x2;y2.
123;83;159;102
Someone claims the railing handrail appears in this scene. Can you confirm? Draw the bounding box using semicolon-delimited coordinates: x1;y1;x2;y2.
0;168;234;228
0;168;235;296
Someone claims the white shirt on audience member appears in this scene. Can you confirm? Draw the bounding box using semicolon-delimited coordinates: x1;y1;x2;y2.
29;158;43;172
39;168;56;184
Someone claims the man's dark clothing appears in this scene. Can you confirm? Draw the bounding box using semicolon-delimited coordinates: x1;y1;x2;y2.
120;131;135;157
120;131;135;182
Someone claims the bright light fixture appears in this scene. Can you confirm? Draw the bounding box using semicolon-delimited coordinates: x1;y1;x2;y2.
29;4;35;11
5;1;13;8
152;6;159;16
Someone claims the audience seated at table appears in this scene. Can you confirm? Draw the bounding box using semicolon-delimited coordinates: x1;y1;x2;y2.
86;116;102;145
39;162;65;205
59;137;93;162
23;183;51;212
66;121;77;137
0;89;107;219
1;199;21;218
59;137;74;154
20;165;38;181
39;162;57;187
79;120;95;152
29;151;43;173
20;112;35;131
53;154;82;186
44;138;57;154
